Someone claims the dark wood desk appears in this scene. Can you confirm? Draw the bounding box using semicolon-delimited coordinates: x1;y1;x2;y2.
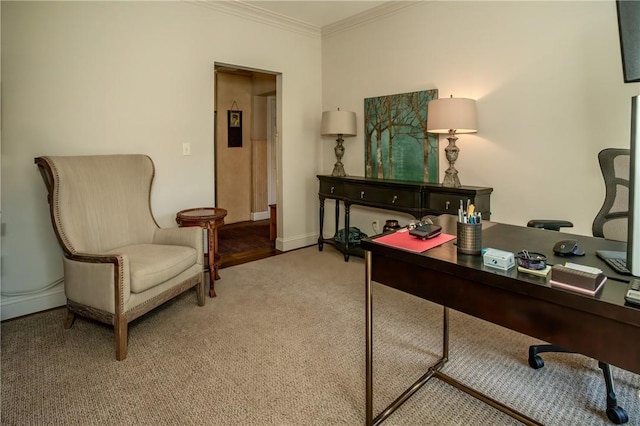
318;175;492;261
362;215;640;425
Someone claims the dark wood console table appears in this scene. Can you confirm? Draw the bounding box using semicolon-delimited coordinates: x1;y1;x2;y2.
317;175;493;261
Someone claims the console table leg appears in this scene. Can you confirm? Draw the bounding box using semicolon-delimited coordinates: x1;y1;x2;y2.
344;204;351;262
318;198;325;251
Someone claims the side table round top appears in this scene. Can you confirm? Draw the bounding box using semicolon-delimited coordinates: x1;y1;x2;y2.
176;207;228;223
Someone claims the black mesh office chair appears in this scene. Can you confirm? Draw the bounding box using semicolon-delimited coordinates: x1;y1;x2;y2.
527;148;630;424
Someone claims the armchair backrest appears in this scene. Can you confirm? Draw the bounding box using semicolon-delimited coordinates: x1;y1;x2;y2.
35;155;159;254
592;148;630;242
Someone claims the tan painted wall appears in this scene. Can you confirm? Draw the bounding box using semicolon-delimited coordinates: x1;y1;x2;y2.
3;1;323;319
216;72;276;223
216;72;252;223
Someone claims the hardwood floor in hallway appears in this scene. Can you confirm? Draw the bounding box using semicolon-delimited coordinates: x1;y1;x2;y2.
218;220;280;268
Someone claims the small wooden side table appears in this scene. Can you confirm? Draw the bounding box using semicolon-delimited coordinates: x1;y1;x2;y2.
176;207;228;298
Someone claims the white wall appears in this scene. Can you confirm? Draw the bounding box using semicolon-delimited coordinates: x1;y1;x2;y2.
4;1;640;320
1;1;322;319
321;1;640;238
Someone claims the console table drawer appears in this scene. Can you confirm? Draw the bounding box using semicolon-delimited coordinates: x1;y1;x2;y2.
429;192;491;217
319;181;344;197
344;184;418;209
429;193;468;214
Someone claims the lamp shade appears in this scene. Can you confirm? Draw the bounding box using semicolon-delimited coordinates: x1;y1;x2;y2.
321;110;357;136
427;97;477;134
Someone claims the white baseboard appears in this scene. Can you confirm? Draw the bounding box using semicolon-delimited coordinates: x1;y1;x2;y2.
1;284;66;321
250;210;270;221
277;232;317;252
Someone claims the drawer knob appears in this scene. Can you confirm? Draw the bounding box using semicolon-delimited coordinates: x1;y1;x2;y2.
360;191;365;199
330;186;335;194
446;201;450;210
392;195;398;204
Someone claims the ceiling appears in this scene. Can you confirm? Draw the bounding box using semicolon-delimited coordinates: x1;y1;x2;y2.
242;1;390;28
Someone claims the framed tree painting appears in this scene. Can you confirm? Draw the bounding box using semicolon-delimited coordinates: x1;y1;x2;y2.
364;89;439;182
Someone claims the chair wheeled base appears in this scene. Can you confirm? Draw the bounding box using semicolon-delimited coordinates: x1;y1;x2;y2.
528;344;629;424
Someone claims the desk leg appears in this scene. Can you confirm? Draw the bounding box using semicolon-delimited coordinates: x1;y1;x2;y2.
366;251;448;426
366;258;543;426
443;307;449;361
365;251;373;426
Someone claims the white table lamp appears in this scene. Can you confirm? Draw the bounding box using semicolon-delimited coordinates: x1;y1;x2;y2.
321;109;357;177
427;96;477;187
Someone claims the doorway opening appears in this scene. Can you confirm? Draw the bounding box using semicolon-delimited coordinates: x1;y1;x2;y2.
213;63;280;267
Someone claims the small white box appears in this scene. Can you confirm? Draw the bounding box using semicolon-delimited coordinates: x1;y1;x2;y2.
482;248;515;271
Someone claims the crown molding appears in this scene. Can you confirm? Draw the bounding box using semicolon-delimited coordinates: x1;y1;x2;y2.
322;2;421;38
185;1;321;38
186;1;423;39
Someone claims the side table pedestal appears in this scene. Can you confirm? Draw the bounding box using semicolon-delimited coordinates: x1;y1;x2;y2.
176;207;228;298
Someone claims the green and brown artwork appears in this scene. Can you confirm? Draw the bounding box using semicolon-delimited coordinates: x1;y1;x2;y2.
364;89;439;182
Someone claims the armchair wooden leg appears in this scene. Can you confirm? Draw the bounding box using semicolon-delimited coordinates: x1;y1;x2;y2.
114;317;128;361
64;310;76;329
196;276;205;306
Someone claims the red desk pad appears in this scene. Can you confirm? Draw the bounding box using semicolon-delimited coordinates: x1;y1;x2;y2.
373;228;456;253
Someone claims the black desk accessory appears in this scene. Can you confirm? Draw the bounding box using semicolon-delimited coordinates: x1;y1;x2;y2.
515;250;547;270
553;239;585;256
550;264;607;295
409;223;442;239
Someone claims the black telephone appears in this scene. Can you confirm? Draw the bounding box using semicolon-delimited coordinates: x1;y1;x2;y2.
409;223;442;239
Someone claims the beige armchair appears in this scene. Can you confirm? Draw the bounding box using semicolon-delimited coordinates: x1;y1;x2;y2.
35;155;205;360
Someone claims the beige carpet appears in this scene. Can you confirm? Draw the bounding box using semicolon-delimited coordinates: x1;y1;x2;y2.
2;247;639;425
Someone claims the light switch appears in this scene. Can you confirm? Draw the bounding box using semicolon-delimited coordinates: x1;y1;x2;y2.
182;143;191;156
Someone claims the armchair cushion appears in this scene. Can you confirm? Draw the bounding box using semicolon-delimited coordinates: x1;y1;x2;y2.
107;244;198;293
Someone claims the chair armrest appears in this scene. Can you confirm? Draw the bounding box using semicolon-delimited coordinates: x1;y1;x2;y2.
527;219;574;231
153;227;204;264
63;253;131;315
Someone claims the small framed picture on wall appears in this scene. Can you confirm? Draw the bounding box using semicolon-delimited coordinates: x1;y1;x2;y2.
228;110;242;147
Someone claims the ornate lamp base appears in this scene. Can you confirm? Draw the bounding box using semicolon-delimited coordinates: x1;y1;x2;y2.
332;161;346;177
331;135;347;177
442;167;461;188
442;133;461;188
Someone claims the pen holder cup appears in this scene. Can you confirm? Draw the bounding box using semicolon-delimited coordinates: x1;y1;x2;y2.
457;222;482;255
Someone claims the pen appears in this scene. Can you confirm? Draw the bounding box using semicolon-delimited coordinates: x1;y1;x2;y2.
467;204;475;222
